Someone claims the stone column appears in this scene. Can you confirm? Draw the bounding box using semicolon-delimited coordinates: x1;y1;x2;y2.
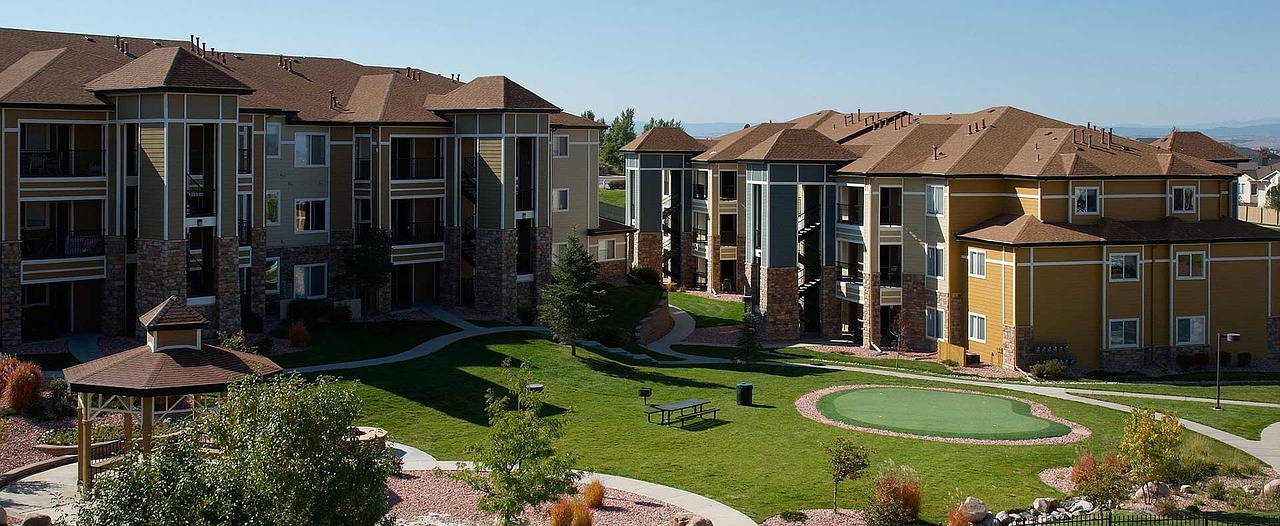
947;292;966;346
900;274;926;352
634;231;662;273
475;228;517;319
864;273;882;349
707;234;721;293
1268;317;1280;359
439;227;461;307
327;229;354;302
820;266;841;339
215;237;241;333
534;226;553;295
759;266;800;342
680;232;696;289
0;241;21;348
249;228;267;327
134;239;188;334
101;236;128;336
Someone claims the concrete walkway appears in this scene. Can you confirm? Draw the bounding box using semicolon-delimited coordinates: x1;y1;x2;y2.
67;334;101;363
291;324;551;374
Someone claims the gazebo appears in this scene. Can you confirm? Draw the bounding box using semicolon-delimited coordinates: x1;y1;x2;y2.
62;296;282;489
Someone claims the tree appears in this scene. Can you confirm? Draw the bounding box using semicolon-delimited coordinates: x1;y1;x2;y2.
825;437;873;511
735;311;762;364
451;360;579;525
580;110;604;125
1118;407;1184;489
600;108;636;168
885;309;913;353
1265;185;1280;211
342;227;393;317
76;375;400;526
539;233;603;357
642;117;683;133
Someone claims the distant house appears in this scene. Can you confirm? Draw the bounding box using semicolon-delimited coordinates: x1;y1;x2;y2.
1240;168;1280;206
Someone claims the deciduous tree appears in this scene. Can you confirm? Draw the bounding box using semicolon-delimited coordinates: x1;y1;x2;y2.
1118;407;1184;491
600;108;636;168
825;437;873;511
341;226;393;317
642;117;683;133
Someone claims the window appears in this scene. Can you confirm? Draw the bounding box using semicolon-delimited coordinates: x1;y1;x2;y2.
552;242;567;262
265;191;280;226
926;184;945;215
1108;253;1139;281
879;186;903;226
663;170;671;196
1173;186;1196;213
265;123;280;158
22;284;49;307
552;135;569;157
598;239;618;261
968;313;986;343
22;202;48;229
968;249;986;278
1176;252;1205;280
1108;319;1139;348
1075;187;1099;214
925;246;944;278
553;189;569;211
1176;316;1206;345
294;133;328;167
294;264;327;299
294;199;328;233
236;125;252;174
719;170;737;200
926;307;944;341
265;258;280;294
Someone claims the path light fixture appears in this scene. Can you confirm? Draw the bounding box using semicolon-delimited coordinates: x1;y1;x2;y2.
1215;332;1241;410
638;387;652;405
526;384;544;393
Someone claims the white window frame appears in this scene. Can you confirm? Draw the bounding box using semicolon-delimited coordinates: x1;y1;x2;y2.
552;135;570;157
597;239;620;261
968;249;986;278
265;122;281;159
925;245;944;279
265;190;281;226
1175;316;1206;345
265;257;280;295
968;312;986;343
294;198;329;234
1108;253;1139;282
294;132;329;168
294;263;328;300
22;283;50;307
925;307;945;341
552;188;570;212
1175;251;1206;280
1172;185;1197;213
236;124;253;175
925;184;945;216
1108;318;1139;349
1075;186;1100;215
551;242;568;263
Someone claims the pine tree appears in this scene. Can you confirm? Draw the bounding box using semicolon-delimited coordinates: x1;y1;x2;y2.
600;108;636;168
736;311;762;364
538;233;602;357
643;117;683;133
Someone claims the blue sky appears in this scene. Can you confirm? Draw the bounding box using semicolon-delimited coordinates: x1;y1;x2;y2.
6;1;1273;126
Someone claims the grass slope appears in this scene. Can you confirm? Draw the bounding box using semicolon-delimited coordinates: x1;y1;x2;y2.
817;387;1070;440
599;189;625;208
1050;381;1280;404
597;284;681;362
668;292;743;328
1078;393;1280;441
270;321;460;368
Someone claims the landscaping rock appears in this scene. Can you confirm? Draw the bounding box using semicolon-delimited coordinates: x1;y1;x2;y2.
1244;485;1259;495
980;513;998;526
22;514;53;526
1179;484;1193;495
995;510;1010;524
1132;481;1170;500
1069;500;1094;514
1263;479;1280;497
669;512;712;526
1032;497;1057;514
0;506;6;525
960;497;988;522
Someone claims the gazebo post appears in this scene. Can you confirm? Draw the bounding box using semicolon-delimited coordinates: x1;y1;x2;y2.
122;396;134;453
77;392;93;490
141;396;154;454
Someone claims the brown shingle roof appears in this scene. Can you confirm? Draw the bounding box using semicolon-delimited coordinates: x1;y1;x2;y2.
621;127;707;153
693;123;792;162
737;128;857;163
0;48;66;100
550;112;607;129
1149;131;1250;164
787;109;910;142
423;75;559;112
137;296;209;330
958;214;1280;246
588;217;636;235
63;344;282;397
86;46;252;94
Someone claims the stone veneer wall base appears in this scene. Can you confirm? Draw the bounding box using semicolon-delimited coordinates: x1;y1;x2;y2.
100;236;128;336
0;242;21;347
759;266;799;342
134;239;189;335
474;228;517;319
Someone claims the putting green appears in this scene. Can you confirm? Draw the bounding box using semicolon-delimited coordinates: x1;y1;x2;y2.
815;387;1072;440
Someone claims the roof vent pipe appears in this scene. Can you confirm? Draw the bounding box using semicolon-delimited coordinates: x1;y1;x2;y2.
857;109;861;120
981;118;986;129
932;145;938;160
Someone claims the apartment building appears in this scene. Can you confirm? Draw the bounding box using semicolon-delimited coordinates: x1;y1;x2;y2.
626;107;1280;371
0;27;623;348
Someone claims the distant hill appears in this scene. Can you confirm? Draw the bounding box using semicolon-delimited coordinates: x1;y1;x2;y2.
1111;120;1280;151
680;122;750;139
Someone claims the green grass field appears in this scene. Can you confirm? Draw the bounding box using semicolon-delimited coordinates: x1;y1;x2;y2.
1051;381;1280;404
270;321;460;368
668;292;743;328
600;188;625;208
332;331;1259;522
816;387;1071;440
1078;393;1280;441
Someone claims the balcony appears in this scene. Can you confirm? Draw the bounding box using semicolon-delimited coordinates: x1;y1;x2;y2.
237;220;252;247
236;148;252;174
186;175;217;218
21;229;105;260
390;221;443;245
719;182;736;201
879;269;902;288
20;149;106;178
837;203;863;225
356;157;372;181
516;188;534;212
692;183;708;200
719;231;737;246
392;157;445;180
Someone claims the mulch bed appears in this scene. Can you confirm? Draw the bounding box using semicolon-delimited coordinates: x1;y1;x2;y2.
0;414;75;474
760;509;868;526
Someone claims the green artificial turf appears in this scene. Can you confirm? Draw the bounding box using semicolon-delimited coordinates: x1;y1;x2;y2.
330;331;1257;522
1078;393;1280;441
816;387;1071;440
668;292;743;328
270;321;460;368
599;188;625;208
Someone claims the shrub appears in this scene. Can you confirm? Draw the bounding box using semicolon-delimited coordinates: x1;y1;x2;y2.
941;359;959;367
286;298;327;324
571;498;592;526
866;461;921;526
242;311;264;333
1072;451;1131;505
779;511;809;522
251;337;274;356
330;303;352;323
945;507;969;526
1192;352;1210;369
1218;451;1259;478
630;267;660;285
1178;437;1219;483
518;305;538;326
589;326;630;348
1;360;44;412
582;480;605;509
217;330;247;352
825;437;873;511
0;354;21;386
1237;352;1252;368
606;179;625;190
287;322;310;349
1218;352;1231;367
1154;497;1183;518
549;497;574;526
1206;479;1228;500
1174;354;1194;371
48;377;76;417
1119;407;1184;489
1031;359;1069;379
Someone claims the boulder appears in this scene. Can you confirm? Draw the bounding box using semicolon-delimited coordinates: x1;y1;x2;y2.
1032;497;1058;514
960;496;989;522
22;514;54;526
1069;500;1094;514
995;510;1010;524
1263;479;1280;497
1179;484;1194;495
0;506;6;525
1244;485;1259;495
980;513;998;526
670;512;712;526
1132;481;1170;500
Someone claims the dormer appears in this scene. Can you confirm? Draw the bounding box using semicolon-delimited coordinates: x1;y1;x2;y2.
137;295;209;351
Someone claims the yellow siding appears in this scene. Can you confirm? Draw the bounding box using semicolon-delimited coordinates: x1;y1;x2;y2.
138;124;166;240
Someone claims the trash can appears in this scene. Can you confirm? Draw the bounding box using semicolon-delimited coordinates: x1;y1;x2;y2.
736;382;753;406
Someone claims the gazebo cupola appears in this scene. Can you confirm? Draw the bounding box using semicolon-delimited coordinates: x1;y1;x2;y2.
140;296;208;352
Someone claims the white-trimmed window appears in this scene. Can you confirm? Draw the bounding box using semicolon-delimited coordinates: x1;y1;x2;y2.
1175;316;1206;345
926;307;944;341
1176;252;1206;280
968;313;986;343
926;184;945;215
22;202;48;228
1173;186;1196;213
551;242;568;263
663;170;672;196
22;284;49;307
968;249;986;278
294;133;328;167
1075;187;1099;214
265;122;281;158
1108;253;1139;282
265;191;281;226
925;246;944;279
552;135;569;157
597;239;619;261
294;199;328;233
294;263;327;299
1108;319;1139;348
553;189;570;211
265;257;280;294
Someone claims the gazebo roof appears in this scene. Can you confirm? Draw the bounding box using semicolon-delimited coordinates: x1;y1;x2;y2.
138;295;210;330
64;344;282;397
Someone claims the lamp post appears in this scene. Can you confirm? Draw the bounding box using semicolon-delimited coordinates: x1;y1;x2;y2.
1215;332;1241;410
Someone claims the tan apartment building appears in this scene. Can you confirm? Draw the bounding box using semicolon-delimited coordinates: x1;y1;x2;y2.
0;27;624;348
626;107;1280;371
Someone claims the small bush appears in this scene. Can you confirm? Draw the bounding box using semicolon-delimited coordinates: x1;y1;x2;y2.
251;337;274;356
945;507;969;526
589;326;631;348
1193;352;1210;369
287;322;310;349
1154;497;1183;518
1225;488;1255;510
1218;451;1259;478
941;359;959;367
866;461;921;526
217;330;247;352
1174;354;1194;371
571;498;592;526
1;360;44;412
1031;359;1069;379
630;267;660;285
0;354;21;386
606;179;625;190
1218;351;1231;367
582;480;605;509
549;497;574;526
518;306;538;326
779;511;808;522
1206;479;1228;501
1072;451;1131;506
286;298;327;324
1237;352;1252;368
48;378;76;417
330;303;352;323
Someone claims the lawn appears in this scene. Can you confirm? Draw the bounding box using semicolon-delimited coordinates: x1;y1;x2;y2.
772;346;962;376
668;292;743;328
270;321;460;368
595;284;681;362
1078;393;1280;441
15;353;81;372
334;331;1258;523
1048;381;1280;404
599;188;625;208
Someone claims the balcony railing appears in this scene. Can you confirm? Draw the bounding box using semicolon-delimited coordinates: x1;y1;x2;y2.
836;203;863;225
390;221;443;245
692;183;708;200
187;175;216;218
236;148;252;174
20;149;106;177
355;158;372;180
879;269;902;287
693;228;708;243
237;220;252;247
719;231;737;246
516;188;534;211
392;157;445;180
20;229;105;259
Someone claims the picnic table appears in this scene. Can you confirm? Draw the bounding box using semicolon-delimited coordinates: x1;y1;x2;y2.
644;398;719;428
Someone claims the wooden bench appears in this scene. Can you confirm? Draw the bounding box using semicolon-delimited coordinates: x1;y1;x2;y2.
675;407;719;428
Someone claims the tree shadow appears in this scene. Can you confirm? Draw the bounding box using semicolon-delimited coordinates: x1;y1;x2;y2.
578;356;727;390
